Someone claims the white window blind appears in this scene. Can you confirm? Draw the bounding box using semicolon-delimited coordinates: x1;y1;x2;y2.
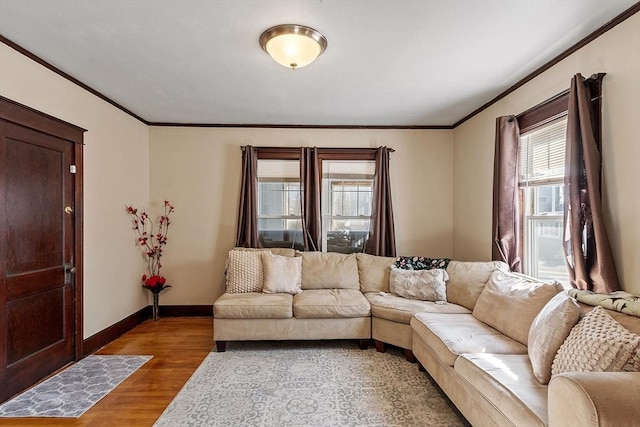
519;117;567;186
322;161;375;179
258;159;299;180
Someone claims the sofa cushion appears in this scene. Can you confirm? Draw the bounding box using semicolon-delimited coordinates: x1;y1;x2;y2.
293;289;371;318
300;252;360;290
455;354;548;426
528;292;581;384
225;248;269;293
411;312;527;367
389;267;448;302
366;292;470;324
552;306;640;376
356;252;396;293
473;270;563;345
445;260;508;310
213;292;293;319
262;252;302;295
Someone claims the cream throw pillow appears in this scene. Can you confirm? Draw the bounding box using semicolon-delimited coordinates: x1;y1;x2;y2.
389;267;448;302
262;252;302;295
528;292;581;384
472;270;563;345
552;306;640;376
225;249;269;293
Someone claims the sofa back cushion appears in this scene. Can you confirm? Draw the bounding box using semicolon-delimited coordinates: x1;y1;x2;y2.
445;260;508;310
300;251;360;290
356;253;396;293
473;270;564;345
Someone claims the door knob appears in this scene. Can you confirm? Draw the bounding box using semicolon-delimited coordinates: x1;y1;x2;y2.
65;206;74;214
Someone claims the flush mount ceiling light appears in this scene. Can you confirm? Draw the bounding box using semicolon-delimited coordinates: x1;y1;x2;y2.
259;24;327;69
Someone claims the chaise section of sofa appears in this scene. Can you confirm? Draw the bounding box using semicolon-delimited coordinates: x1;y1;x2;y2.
411;268;640;427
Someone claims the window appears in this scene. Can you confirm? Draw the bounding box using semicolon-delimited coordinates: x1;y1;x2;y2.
257;160;304;250
254;150;381;254
519;117;568;284
322;161;375;253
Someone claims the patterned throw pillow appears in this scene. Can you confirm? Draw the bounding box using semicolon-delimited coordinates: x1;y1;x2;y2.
262;252;302;295
528;292;581;384
389;266;448;302
395;256;451;271
225;249;269;293
568;289;640;317
551;306;640;376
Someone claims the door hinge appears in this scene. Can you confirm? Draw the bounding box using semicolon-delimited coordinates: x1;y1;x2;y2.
70;165;77;174
64;263;77;285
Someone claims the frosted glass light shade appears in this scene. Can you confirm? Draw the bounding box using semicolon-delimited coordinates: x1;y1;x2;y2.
260;24;327;69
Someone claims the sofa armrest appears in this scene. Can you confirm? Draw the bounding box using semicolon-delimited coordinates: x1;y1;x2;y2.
548;372;640;427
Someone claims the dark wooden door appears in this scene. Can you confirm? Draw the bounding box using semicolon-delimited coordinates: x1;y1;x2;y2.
0;98;84;403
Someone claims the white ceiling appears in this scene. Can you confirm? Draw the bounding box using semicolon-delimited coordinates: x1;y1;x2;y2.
0;0;636;127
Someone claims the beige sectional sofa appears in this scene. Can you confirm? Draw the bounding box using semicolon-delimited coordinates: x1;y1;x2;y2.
213;248;640;427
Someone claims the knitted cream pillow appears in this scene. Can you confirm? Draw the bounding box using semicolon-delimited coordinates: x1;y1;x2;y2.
225;249;269;293
551;306;640;376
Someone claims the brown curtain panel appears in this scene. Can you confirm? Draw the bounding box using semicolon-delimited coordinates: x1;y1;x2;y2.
563;73;619;292
300;147;322;251
235;145;260;248
492;116;522;272
365;146;396;257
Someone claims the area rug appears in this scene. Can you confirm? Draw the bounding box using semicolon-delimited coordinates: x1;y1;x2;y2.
154;341;468;427
0;355;152;418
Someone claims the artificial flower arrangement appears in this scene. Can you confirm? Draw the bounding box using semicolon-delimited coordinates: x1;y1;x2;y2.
125;200;175;294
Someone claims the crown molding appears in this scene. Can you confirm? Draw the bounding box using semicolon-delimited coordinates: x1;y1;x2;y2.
452;2;640;128
2;2;638;129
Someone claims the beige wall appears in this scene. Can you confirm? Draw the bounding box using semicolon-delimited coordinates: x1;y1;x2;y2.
148;127;453;303
0;44;151;338
452;14;640;294
1;10;637;338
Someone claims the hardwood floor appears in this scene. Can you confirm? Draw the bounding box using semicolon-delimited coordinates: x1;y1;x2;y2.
0;317;214;427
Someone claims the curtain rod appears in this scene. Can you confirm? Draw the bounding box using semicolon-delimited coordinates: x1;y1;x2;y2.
241;146;395;153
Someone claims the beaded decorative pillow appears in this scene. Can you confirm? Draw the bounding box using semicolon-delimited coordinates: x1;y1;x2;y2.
225;249;269;293
552;306;640;376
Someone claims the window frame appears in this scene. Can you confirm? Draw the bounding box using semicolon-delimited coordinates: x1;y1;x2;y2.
250;147;384;253
515;78;603;281
516;94;569;281
322;162;375;253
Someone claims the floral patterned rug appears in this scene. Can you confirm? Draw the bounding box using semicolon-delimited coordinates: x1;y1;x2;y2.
0;355;152;418
154;341;468;427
